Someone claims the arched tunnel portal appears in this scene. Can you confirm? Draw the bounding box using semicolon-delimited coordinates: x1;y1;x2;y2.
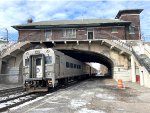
58;49;114;78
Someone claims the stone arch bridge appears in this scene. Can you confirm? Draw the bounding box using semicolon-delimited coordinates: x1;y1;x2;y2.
0;39;133;84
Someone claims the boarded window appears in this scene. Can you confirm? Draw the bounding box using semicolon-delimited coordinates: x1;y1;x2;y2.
112;27;118;33
45;30;52;41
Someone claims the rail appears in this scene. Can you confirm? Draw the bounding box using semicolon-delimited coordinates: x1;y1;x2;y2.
144;45;150;57
0;92;46;112
132;50;150;73
101;31;132;51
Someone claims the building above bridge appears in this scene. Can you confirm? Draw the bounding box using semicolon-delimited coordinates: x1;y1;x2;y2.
12;9;143;41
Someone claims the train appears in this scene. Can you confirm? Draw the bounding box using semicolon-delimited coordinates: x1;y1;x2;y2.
23;48;97;91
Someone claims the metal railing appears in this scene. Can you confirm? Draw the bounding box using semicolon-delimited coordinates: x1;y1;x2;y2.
132;50;150;73
144;46;150;57
101;31;132;51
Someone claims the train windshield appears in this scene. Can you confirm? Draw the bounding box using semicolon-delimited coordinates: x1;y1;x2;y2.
36;58;41;66
45;56;52;64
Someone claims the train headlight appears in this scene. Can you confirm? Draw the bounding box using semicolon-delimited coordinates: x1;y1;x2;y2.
48;79;52;84
25;74;29;78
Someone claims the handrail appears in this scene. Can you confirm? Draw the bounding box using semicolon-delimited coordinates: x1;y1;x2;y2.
132;49;150;73
144;46;150;57
101;31;132;51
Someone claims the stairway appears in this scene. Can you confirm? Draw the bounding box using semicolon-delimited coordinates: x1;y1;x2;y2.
133;51;150;74
0;41;31;60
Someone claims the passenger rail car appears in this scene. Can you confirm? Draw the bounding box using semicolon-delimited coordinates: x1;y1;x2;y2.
23;48;96;91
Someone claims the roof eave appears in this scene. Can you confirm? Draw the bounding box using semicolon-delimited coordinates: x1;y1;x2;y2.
115;9;143;19
12;22;131;30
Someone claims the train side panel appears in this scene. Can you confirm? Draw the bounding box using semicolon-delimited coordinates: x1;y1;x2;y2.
54;50;85;79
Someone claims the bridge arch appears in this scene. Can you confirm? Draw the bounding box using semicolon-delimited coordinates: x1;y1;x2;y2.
57;49;114;78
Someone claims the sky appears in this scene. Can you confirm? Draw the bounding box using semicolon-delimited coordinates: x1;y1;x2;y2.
0;0;150;42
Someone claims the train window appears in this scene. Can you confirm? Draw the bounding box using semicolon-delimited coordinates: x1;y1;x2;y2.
79;65;81;69
36;58;41;66
25;59;29;66
70;63;73;68
66;62;69;68
45;56;52;64
77;65;79;69
74;64;76;69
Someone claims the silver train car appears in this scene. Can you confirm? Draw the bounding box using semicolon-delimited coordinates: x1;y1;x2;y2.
23;48;96;91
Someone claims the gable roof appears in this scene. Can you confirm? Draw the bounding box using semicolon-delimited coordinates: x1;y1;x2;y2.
12;19;131;30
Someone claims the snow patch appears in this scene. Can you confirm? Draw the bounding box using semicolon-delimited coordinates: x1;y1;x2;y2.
81;91;94;97
33;108;55;111
48;96;59;101
96;94;115;100
9;96;45;110
70;99;87;109
77;108;106;113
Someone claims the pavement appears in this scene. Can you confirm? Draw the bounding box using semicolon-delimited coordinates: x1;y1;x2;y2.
8;77;150;113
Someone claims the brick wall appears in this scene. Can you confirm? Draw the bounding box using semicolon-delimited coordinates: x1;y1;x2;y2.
18;26;128;41
19;30;45;41
119;14;141;40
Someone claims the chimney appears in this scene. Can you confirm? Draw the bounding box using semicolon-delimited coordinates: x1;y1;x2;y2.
27;18;33;23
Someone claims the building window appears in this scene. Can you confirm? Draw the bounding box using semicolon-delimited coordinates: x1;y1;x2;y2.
129;26;135;34
74;64;76;69
70;63;73;68
66;62;69;68
45;30;52;41
63;29;76;38
87;28;94;39
111;27;118;33
88;32;94;39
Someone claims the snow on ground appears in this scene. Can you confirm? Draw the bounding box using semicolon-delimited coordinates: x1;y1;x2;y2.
69;99;87;109
80;91;94;97
10;96;45;110
76;108;106;113
33;108;55;111
96;93;115;100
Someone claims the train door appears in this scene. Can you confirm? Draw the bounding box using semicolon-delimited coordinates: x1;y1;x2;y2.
30;55;44;78
55;55;60;76
35;57;42;78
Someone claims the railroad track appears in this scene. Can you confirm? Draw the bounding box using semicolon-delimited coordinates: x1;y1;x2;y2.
0;78;88;112
0;87;23;97
0;91;46;112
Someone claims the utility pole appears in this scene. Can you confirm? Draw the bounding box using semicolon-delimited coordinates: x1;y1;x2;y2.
5;28;8;43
